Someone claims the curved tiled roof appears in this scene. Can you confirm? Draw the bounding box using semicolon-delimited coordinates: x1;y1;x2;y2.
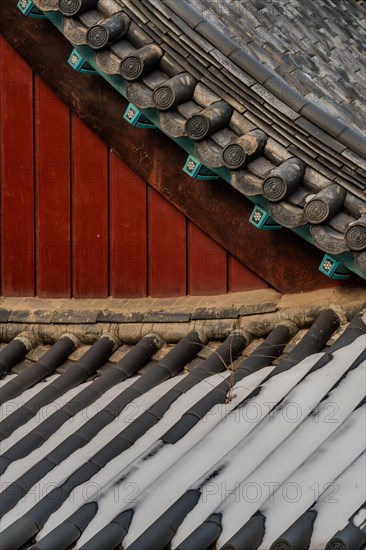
189;0;366;136
30;0;366;279
0;300;365;549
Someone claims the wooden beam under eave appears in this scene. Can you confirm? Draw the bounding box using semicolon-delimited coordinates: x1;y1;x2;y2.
0;1;358;293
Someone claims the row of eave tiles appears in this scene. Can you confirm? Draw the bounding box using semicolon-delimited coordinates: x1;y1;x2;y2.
34;0;366;275
0;305;365;549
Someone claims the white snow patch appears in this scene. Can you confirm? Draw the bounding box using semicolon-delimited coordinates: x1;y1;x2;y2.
1;375;140;488
75;372;233;547
191;361;365;547
126;338;363;546
258;426;365;547
122;352;325;547
1;380;93;453
217;401;365;548
0;375;178;530
0;373;17;388
353;507;366;528
175;353;366;547
0;374;59;421
40;371;198;539
310;453;366;547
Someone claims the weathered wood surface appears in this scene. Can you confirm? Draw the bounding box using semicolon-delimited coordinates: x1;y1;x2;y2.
148;188;187;297
35;77;71;297
2;39;273;298
71;116;109;298
0;38;35;296
110;152;148;297
0;2;353;292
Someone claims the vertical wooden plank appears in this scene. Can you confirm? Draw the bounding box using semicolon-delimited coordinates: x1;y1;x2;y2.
0;38;34;296
188;222;227;295
148;188;186;297
35;76;71;297
228;255;268;291
72;115;108;297
110;152;147;297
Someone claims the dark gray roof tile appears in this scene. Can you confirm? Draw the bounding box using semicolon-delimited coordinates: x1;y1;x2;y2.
30;0;366;276
52;309;100;324
1;305;365;549
0;309;10;323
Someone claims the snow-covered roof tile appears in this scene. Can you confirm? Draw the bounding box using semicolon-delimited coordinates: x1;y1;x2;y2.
0;301;365;549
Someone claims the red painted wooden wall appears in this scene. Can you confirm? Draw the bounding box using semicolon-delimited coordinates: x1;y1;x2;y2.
0;38;268;298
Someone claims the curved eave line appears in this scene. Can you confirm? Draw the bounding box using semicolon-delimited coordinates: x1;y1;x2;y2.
41;12;366;280
123;0;366;186
34;0;366;185
162;0;366;160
